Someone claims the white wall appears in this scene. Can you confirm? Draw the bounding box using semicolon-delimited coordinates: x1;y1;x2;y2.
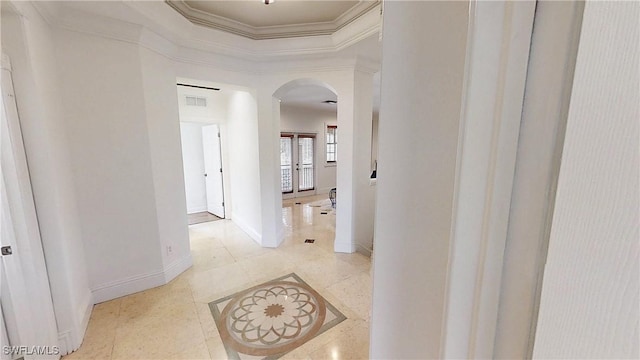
280;103;337;194
533;2;639;358
180;122;207;214
54;28;167;301
177;85;228;124
1;2;92;354
3;6;377;353
227;90;263;242
139;46;192;273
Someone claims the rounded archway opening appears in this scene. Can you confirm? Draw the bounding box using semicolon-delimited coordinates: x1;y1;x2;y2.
273;78;339;235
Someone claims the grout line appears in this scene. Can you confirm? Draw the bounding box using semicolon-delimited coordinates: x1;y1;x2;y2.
109;299;123;360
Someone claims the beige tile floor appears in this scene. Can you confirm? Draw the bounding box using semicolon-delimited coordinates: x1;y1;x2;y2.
64;195;372;360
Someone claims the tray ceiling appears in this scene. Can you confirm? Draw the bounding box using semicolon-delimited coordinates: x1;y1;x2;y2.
166;0;380;39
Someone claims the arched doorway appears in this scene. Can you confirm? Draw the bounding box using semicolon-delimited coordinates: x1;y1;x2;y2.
274;80;338;200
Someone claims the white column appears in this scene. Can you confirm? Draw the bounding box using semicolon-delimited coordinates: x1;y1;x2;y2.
369;1;470;358
334;66;376;253
256;86;284;248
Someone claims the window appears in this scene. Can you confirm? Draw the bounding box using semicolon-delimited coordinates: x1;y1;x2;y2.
298;135;315;191
326;125;337;163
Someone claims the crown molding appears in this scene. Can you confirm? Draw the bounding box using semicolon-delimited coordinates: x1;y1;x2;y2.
25;1;380;75
31;1;381;62
165;0;380;40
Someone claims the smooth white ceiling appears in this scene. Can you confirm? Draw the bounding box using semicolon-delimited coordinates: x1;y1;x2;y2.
279;72;380;113
280;84;337;106
185;0;359;27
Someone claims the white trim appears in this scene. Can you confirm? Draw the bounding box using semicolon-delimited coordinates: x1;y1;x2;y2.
494;3;585;357
163;254;193;283
57;330;73;357
1;58;60;355
91;269;166;304
254;220;283;248
57;292;92;356
440;1;536;358
355;243;372;257
30;1;382;64
333;240;356;254
166;0;380;40
230;212;262;245
91;253;192;303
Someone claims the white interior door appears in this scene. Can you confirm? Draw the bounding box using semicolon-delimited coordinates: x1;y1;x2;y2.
0;56;59;359
202;125;225;218
1;164;10;360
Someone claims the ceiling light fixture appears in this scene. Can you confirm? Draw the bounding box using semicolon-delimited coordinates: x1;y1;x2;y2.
263;0;275;4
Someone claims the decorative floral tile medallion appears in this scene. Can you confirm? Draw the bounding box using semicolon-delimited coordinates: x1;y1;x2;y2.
208;273;347;359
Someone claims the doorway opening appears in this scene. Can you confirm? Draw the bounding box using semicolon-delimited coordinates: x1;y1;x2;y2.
176;83;227;225
276;81;338;206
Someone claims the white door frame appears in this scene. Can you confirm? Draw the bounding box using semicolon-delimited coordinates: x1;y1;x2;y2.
439;1;584;358
0;53;59;359
280;132;317;199
439;1;537;358
202;124;225;218
493;2;585;358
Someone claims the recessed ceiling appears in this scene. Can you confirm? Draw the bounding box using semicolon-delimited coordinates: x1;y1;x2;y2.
166;0;379;39
185;1;358;27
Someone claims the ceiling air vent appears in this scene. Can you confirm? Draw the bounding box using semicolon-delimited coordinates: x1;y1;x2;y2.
186;96;207;107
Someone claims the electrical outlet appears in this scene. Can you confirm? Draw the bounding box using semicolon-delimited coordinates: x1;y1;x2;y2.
167;245;173;255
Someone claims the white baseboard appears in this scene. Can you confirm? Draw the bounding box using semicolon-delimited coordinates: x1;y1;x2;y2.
91;253;192;303
58;330;73;357
276;227;284;247
187;205;207;214
334;240;356;253
261;225;285;248
231;212;262;245
356;243;373;257
91;270;166;304
58;291;93;356
91;253;193;304
163;254;193;283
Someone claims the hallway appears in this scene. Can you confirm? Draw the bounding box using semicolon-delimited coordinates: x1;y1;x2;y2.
64;195;372;359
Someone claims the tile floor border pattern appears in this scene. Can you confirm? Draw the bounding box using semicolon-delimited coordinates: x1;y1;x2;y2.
208;273;347;360
61;195;371;359
189;212;223;225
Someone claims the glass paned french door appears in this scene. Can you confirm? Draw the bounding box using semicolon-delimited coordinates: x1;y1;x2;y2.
298;135;315;191
280;135;293;193
280;133;315;197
